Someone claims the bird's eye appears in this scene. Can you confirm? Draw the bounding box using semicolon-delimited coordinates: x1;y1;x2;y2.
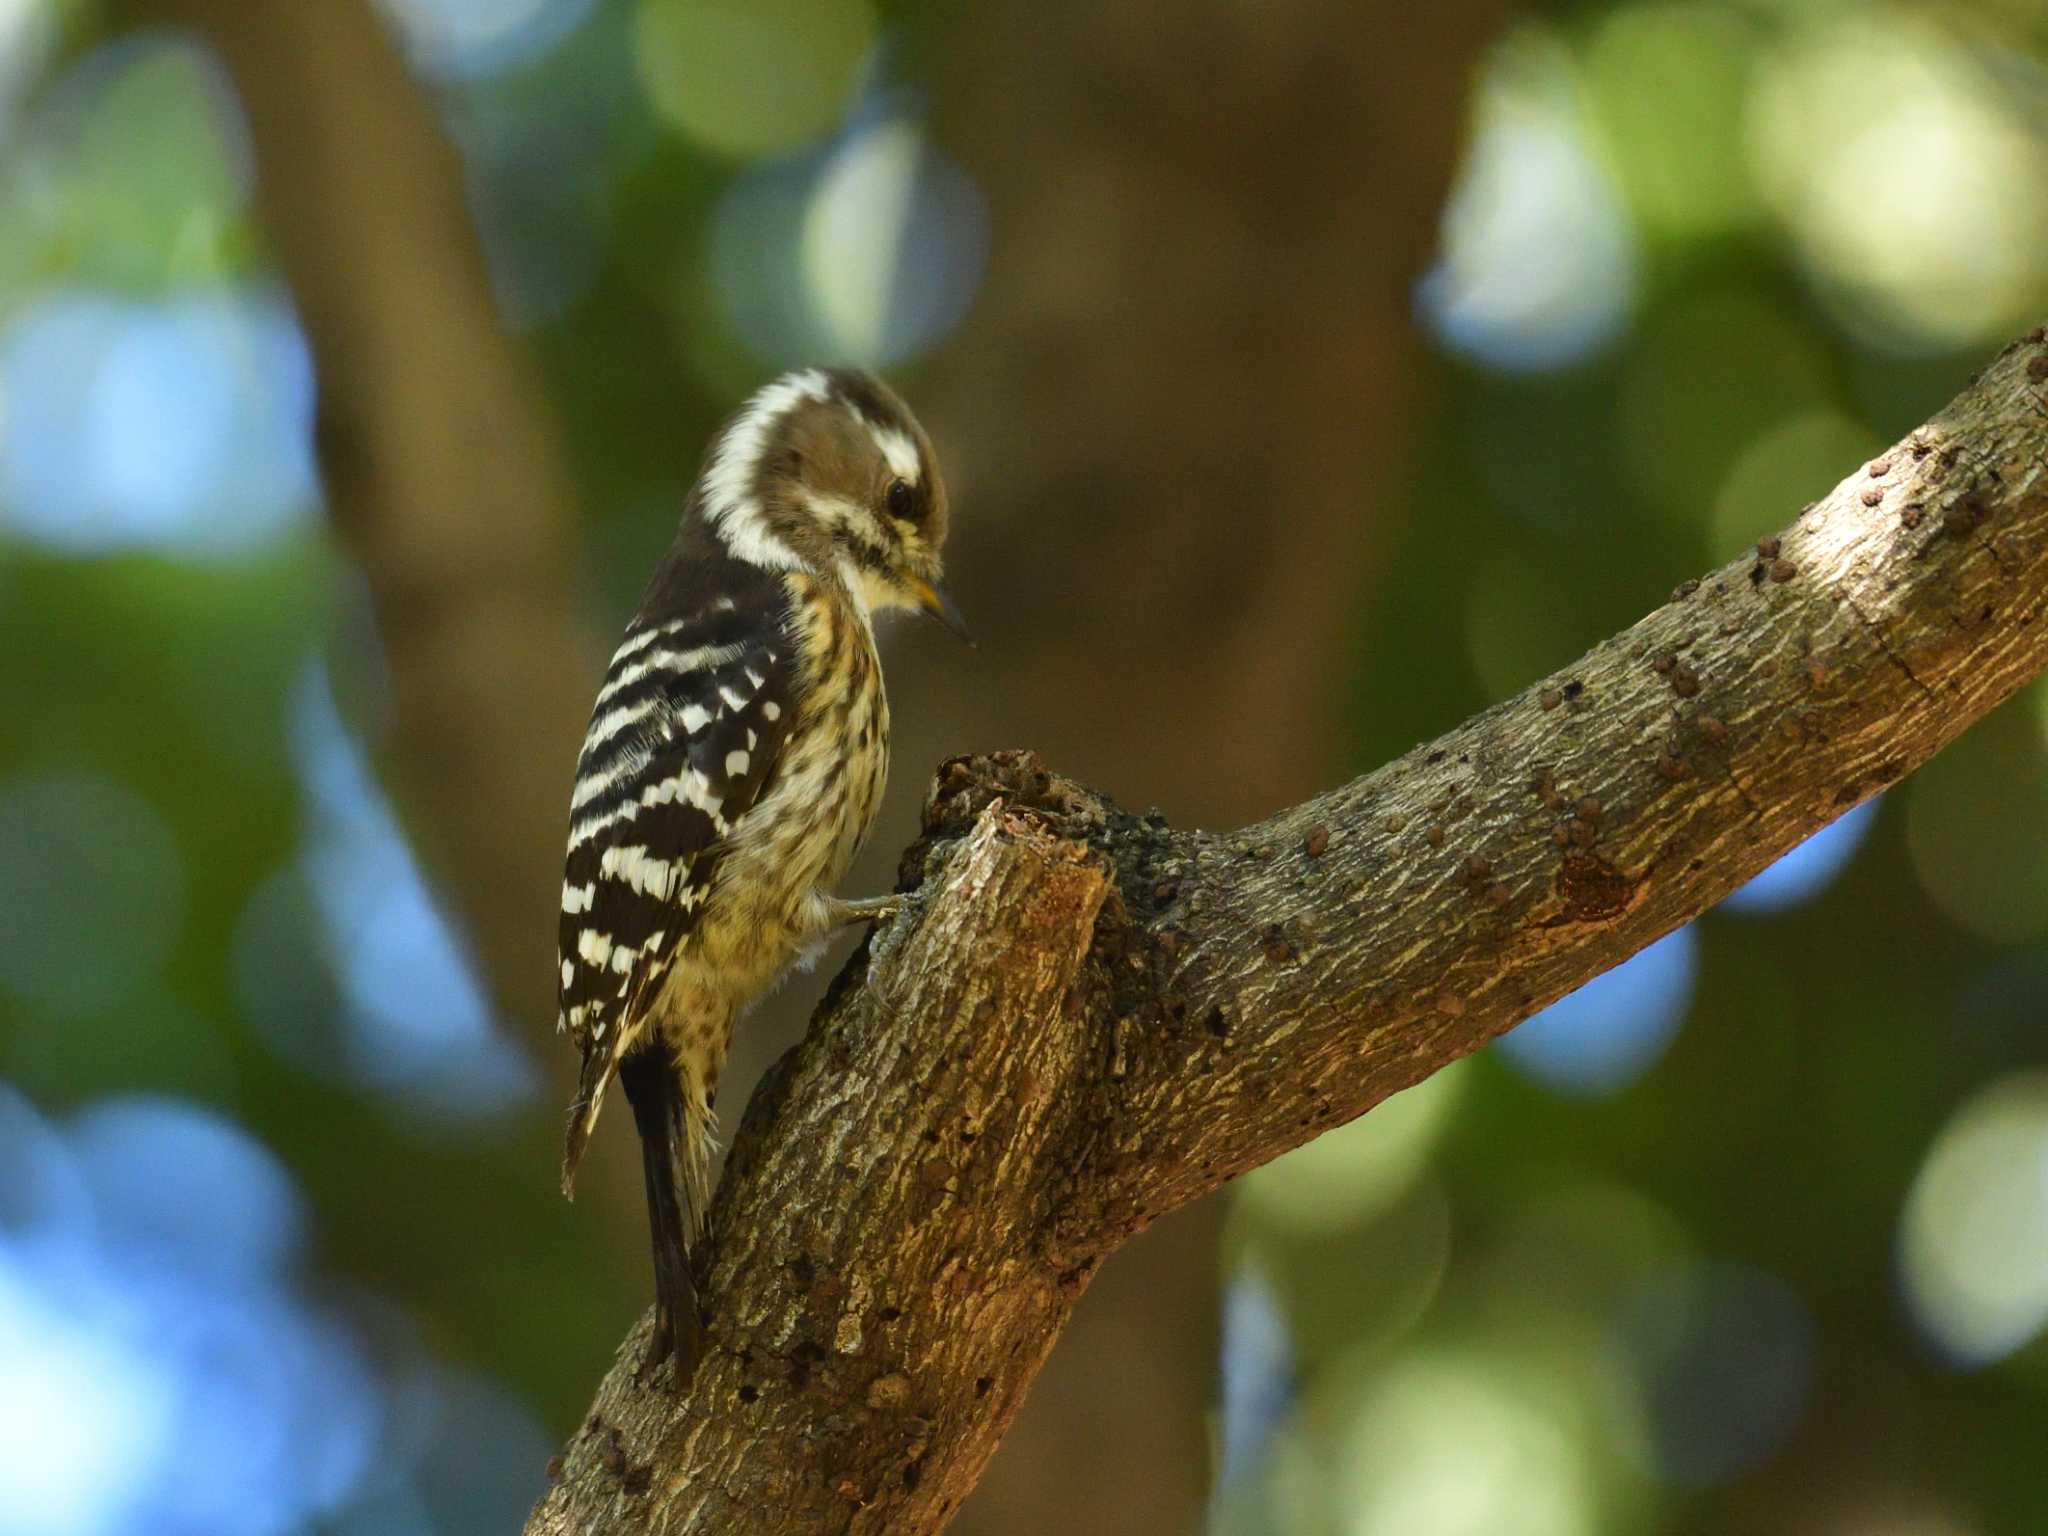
886;479;917;520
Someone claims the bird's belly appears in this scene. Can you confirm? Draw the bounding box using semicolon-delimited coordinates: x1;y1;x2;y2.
685;692;888;1004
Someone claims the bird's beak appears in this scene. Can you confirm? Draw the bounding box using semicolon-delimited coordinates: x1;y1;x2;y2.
910;576;975;646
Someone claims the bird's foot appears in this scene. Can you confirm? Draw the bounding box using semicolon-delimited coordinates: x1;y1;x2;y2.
638;1304;706;1393
828;893;905;929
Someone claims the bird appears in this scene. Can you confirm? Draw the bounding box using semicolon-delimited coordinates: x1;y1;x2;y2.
555;367;968;1386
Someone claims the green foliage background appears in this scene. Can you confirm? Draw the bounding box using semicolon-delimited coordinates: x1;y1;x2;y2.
2;2;2047;1534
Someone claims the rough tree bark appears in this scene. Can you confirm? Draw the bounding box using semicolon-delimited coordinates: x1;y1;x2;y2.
832;7;1507;1528
524;334;2048;1533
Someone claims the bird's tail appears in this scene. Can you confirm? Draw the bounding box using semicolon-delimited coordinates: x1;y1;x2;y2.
558;1029;720;1227
620;1043;708;1387
559;1039;620;1200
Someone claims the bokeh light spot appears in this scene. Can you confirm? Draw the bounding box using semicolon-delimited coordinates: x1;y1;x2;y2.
377;0;596;80
1217;1270;1294;1492
1338;1349;1600;1536
801;116;987;366
705;150;823;366
32;34;253;285
133;1282;380;1535
1238;1063;1467;1233
1419;28;1638;373
0;1256;174;1536
707;107;986;371
1721;797;1879;916
1899;1073;2048;1366
236;662;537;1118
0;1089;387;1536
1497;926;1698;1097
67;1097;304;1282
1583;3;1758;240
1749;11;2048;351
0;1084;93;1236
634;0;874;160
0;289;319;559
0;0;55;126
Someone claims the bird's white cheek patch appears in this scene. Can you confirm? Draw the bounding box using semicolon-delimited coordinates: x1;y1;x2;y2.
869;424;920;485
701;368;830;570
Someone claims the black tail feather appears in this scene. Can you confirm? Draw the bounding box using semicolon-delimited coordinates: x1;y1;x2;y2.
619;1046;705;1390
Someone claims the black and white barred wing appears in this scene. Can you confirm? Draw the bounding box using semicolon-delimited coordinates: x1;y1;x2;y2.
557;607;793;1188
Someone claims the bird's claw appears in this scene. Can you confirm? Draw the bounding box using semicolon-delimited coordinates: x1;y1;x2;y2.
835;894;905;928
639;1307;705;1393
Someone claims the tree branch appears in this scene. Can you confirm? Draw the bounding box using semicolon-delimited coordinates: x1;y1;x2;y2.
1089;336;2048;1227
525;336;2048;1535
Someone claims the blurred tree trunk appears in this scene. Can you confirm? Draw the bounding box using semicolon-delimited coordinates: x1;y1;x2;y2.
886;6;1508;1530
149;0;593;1042
135;0;657;1400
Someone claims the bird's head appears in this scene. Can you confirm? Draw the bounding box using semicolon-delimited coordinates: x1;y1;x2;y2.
698;367;969;642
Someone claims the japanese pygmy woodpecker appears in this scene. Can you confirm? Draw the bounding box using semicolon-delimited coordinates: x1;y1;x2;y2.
556;368;968;1384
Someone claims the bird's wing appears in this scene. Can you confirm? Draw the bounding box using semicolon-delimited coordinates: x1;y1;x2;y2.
557;591;796;1189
